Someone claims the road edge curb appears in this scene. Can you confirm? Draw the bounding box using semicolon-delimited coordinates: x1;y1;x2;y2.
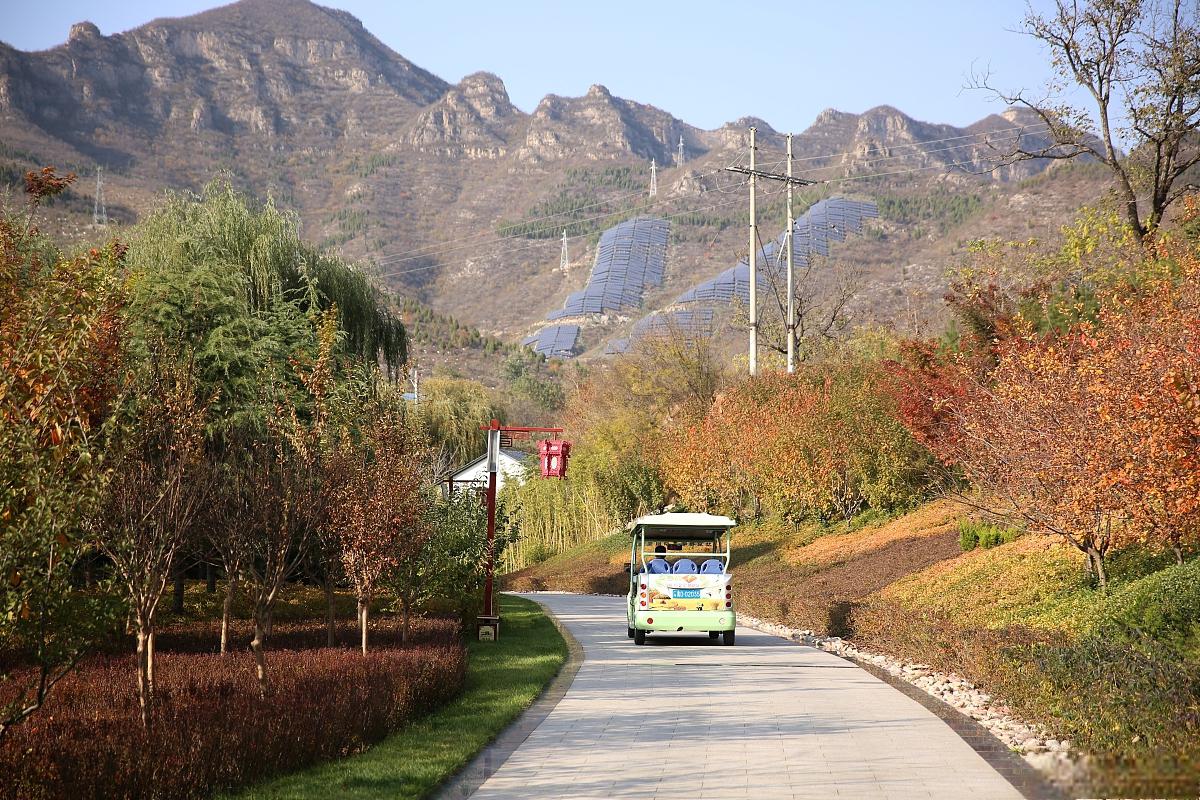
432;593;585;799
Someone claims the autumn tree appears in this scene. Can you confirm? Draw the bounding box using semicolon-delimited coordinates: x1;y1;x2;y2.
0;172;125;740
976;0;1200;240
940;333;1132;588
101;353;209;726
331;399;433;650
199;447;255;654
1090;216;1200;562
239;314;340;692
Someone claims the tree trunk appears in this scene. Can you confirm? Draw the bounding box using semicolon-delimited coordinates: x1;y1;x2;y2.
1087;545;1109;592
206;562;217;593
146;628;155;695
250;609;268;697
135;620;152;729
324;574;336;648
401;596;410;645
264;608;273;637
220;573;237;655
172;568;185;615
359;599;369;655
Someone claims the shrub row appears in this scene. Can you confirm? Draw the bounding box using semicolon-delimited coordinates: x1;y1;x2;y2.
0;622;466;800
957;519;1022;551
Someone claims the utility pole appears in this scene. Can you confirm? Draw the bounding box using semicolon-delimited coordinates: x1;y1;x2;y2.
560;229;569;273
677;135;685;167
748;127;758;376
725;131;819;377
649;159;657;198
786;133;796;373
92;166;107;226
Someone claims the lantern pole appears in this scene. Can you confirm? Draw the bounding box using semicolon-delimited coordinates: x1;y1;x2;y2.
483;419;500;622
475;422;564;641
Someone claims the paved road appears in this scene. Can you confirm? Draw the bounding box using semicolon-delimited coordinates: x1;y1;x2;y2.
469;593;1029;800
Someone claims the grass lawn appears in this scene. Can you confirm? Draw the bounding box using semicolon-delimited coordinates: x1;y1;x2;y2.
224;594;567;800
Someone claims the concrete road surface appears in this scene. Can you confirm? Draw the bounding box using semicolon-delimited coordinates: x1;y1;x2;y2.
463;592;1040;800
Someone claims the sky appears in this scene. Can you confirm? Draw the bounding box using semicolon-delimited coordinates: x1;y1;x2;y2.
0;0;1072;133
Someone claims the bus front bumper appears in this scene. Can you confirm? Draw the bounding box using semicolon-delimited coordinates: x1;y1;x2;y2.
632;609;735;632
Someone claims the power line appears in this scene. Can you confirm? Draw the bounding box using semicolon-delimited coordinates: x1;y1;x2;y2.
370;187;782;283
362;122;1051;271
365;159;740;266
381;127;1039;269
365;173;750;270
754;120;1055;164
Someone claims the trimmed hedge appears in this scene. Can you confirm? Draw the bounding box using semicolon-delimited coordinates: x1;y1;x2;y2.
0;620;466;800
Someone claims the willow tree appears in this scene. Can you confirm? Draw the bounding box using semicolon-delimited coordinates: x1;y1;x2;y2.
122;180;408;628
124;178;407;436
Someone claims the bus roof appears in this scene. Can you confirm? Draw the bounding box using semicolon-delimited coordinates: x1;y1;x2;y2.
626;512;736;540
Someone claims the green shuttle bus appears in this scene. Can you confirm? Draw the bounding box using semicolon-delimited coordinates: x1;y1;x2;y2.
625;512;737;646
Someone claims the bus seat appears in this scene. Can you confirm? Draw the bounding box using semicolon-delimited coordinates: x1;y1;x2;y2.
647;558;671;574
672;559;698;574
700;559;725;574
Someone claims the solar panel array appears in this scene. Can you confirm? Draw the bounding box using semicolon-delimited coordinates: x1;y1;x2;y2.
521;324;580;358
605;309;715;354
674;197;877;305
546;217;670;320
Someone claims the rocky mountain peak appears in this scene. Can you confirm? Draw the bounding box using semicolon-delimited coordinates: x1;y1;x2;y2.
813;107;853;126
406;71;520;158
519;86;689;163
456;72;516;120
68;21;102;43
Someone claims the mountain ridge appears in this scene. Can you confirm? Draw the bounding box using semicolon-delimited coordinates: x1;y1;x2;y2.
0;0;1107;366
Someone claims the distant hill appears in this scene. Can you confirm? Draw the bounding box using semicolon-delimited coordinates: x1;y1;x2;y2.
0;0;1113;367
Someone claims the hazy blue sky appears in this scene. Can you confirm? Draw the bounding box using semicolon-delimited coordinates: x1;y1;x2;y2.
1;0;1072;133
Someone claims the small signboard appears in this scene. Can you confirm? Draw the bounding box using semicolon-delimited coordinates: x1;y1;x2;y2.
477;614;500;642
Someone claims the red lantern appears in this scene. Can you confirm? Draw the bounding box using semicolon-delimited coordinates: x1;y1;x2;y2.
538;438;571;478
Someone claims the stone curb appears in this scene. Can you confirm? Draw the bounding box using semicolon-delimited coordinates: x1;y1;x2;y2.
433;594;585;800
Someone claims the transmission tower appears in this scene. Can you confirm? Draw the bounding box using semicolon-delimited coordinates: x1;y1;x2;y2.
649;159;657;198
92;166;107;226
677;136;685;167
560;229;569;273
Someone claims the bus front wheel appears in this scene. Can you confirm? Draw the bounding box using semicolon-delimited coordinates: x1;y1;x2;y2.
627;626;635;639
722;630;735;646
708;631;719;640
634;629;646;645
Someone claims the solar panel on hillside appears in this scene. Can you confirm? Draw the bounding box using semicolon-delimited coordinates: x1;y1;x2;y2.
610;308;715;354
521;324;581;358
545;217;670;320
675;197;877;306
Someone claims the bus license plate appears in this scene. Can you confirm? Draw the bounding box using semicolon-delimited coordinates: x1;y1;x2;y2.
672;589;701;599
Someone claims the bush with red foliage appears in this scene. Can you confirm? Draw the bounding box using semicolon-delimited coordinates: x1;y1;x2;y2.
0;618;465;800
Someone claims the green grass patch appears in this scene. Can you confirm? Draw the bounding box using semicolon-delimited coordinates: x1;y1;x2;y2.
225;595;567;800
